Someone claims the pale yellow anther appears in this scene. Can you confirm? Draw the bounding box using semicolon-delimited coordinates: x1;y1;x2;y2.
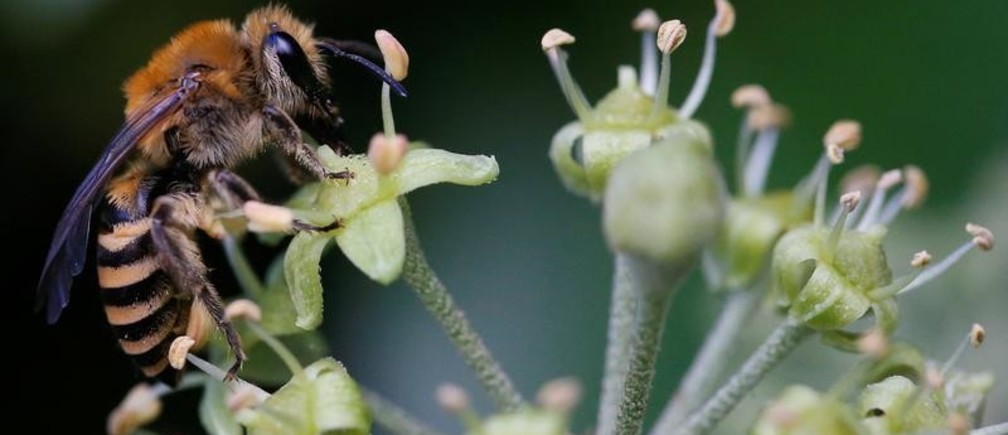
731;84;771;109
633;9;661;32
243;201;294;233
536;377;583;414
368;132;409;175
225;299;262;322
541;28;575;52
966;223;994;251
375;29;409;81
911;250;932;268
657;20;687;54
840;191;861;213
228;383;265;412
856;328;889;359
926;366;944;389
947;413;969;435
878;169;903;190
168;336;196;370
435;383;470;413
826;144;845;164
970;323;986;348
714;0;736;37
107;384;163;435
901;165;929;208
823;120;862;151
746;103;791;130
840;165;881;195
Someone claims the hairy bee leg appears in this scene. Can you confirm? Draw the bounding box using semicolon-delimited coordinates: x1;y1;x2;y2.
149;193;245;379
263;105;348;181
208;169;261;210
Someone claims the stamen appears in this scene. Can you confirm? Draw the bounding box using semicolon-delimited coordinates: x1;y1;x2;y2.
541;29;594;121
831;165;880;226
369;132;410;174
374;30;409;81
436;383;481;430
898;223;993;295
942;325;983;376
742;104;790;196
879;165;929;224
679;0;734;119
970;323;986;348
168;336;196;370
731;84;772;109
731;84;771;191
633;9;661;95
823;120;862;152
536;377;583;414
911;250;932;268
650;20;687;120
829;191;861;250
107;384;164;435
244;201;295;233
225;299;263;322
856;169;902;230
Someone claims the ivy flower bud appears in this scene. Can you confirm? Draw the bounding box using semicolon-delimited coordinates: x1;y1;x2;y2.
603;136;724;265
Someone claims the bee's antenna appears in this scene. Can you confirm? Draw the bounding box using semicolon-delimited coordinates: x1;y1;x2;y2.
317;38;408;97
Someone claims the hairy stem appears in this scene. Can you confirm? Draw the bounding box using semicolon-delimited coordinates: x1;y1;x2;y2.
399;197;525;411
614;256;690;435
651;291;758;433
675;317;813;435
597;255;640;434
363;388;447;435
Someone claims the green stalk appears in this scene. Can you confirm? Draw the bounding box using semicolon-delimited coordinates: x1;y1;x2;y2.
399;197;525;411
597;255;640;434
651;291;758;433
222;235;264;297
244;320;303;376
362;388;447;435
675;317;813;435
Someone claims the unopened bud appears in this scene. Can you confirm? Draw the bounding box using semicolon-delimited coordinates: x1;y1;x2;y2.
731;84;771;109
541;28;575;52
168;336;196;370
107;384;163;435
368;133;409;174
747;103;791;130
657;20;687;54
901;165;928;208
840;191;861;213
244;201;294;233
536;377;582;414
966;223;994;251
225;299;262;322
375;29;409;81
633;9;661;32
714;0;736;37
857;328;889;359
970;323;986;348
823;120;862;150
911;250;932;268
435;383;470;413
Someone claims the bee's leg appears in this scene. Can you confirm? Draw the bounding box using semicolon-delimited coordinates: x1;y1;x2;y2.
263;105;353;182
149;193;245;380
207;169;261;210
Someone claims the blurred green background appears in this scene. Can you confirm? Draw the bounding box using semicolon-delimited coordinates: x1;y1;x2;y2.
5;0;1005;433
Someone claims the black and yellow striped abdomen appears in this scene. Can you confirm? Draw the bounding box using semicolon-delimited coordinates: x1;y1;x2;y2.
97;172;193;383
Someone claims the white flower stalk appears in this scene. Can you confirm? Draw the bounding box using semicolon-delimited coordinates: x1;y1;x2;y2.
856;168;903;230
633;9;661;95
679;0;735;119
376;29;409;138
893;223;994;296
742;103;791;196
650;19;687;121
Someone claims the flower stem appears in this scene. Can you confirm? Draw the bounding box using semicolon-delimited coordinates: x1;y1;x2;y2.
222;235;264;298
399;197;525;411
651;291;758;433
382;83;396;138
244;320;303;375
362;387;447;435
614;256;689;435
675;317;813;435
597;255;640;435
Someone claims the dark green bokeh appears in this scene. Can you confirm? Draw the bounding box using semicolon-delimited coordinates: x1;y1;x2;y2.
6;0;1005;433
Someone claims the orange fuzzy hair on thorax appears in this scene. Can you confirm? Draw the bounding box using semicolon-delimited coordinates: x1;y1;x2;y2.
122;20;247;116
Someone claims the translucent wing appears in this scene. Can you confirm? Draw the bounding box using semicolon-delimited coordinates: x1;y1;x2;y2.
36;78;199;323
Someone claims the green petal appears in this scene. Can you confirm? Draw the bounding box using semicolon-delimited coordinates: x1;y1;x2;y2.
238;358;370;435
284;232;331;330
393;147;500;193
199;377;242;435
334;199;405;285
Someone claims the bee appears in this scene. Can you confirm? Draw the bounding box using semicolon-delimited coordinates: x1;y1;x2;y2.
36;6;405;383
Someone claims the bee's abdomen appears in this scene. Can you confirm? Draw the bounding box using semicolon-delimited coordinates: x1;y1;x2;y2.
97;216;189;381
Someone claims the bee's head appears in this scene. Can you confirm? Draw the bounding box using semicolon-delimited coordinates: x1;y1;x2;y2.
242;6;406;120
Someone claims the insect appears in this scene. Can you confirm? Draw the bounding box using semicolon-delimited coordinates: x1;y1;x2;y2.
36;6;405;383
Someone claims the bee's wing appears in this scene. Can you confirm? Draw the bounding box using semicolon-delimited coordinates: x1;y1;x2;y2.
36;80;198;324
